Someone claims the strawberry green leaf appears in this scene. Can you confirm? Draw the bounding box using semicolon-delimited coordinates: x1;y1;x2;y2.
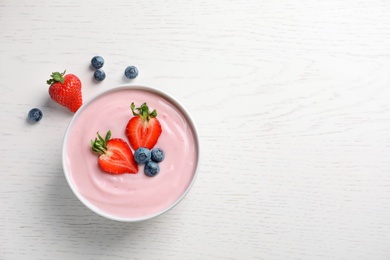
130;102;158;122
46;70;66;85
130;102;138;116
105;130;111;142
97;132;105;143
150;109;157;117
91;131;111;155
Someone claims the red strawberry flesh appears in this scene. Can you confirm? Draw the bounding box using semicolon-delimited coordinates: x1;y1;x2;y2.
91;131;138;174
125;102;162;150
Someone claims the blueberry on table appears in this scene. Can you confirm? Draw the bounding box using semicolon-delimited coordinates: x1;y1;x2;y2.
94;69;106;81
124;66;138;79
91;56;104;69
151;148;165;162
134;147;151;165
144;161;160;177
28;108;43;123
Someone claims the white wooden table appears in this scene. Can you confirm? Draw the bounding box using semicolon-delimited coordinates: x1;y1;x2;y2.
1;0;390;259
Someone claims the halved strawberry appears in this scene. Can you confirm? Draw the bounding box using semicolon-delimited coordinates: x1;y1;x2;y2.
125;102;162;150
91;131;138;174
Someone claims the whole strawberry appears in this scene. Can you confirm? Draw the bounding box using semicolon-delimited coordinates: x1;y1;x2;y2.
47;70;82;113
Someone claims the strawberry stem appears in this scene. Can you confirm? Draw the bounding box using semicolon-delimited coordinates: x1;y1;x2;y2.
130;102;157;122
91;130;111;155
46;70;66;85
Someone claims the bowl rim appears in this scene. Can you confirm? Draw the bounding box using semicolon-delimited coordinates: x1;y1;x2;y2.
62;84;201;222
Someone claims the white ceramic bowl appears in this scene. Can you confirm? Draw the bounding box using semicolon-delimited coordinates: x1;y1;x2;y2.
62;85;200;222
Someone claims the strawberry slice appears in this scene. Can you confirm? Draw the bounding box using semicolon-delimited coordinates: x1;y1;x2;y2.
125;102;162;150
91;131;138;174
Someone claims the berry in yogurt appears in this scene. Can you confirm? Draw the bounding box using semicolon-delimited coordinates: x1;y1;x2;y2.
132;147;166;177
151;148;165;162
91;130;138;174
134;147;151;165
144;161;160;177
125;102;162;150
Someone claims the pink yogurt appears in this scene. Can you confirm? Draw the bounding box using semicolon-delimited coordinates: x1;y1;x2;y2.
62;86;199;221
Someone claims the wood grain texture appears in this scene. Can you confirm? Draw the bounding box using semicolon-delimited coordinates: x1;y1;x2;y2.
1;0;390;259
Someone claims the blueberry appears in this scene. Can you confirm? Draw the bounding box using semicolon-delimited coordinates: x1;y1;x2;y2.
124;66;138;79
94;69;106;81
151;148;165;162
144;161;160;177
28;108;43;123
91;56;104;69
134;147;151;164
